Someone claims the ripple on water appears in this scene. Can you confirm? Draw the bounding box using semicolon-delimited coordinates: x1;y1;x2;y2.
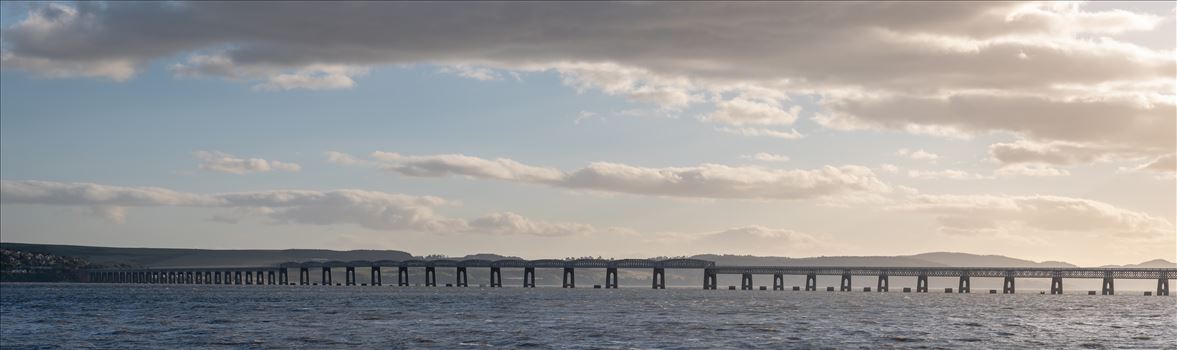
1;283;1175;349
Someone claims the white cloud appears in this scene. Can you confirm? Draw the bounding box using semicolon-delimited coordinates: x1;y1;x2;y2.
324;151;372;166
365;152;890;200
194;151;301;174
703;97;801;126
877;164;900;174
994;164;1071;177
741;153;790;162
716;127;805;139
0;179;601;236
896;148;940;160
469;212;594;237
895;194;1174;238
439;64;502;81
905;169;989;180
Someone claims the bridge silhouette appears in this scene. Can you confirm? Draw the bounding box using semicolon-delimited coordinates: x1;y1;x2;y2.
87;258;1174;296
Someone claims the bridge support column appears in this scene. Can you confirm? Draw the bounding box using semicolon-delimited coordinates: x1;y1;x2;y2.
524;267;536;288
917;274;928;293
958;275;970;293
213;271;221;284
321;267;331;286
299;268;309;285
371;266;381;286
605;268;618;289
344;267;356;286
235;271;242;285
267;271;275;285
425;267;436;287
1050;277;1063;295
456;267;468;287
279;269;289;285
490;267;502;287
741;273;753;290
877;275;889;292
1101;277;1114;295
652;268;665;289
245;271;254;285
840;273;852;292
1003;276;1015;294
563;268;575;288
772;274;784;291
703;270;717;290
805;273;817;291
398;266;409;286
1157;278;1169;296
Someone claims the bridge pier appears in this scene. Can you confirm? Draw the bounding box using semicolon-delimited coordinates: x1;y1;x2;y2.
1102;277;1114;295
805;273;816;291
703;270;717;290
741;273;753;290
398;266;409;286
917;274;928;293
245;271;254;285
1158;278;1169;296
605;267;618;289
457;267;468;287
877;275;889;292
1003;275;1016;294
490;267;502;287
213;271;221;284
652;268;665;289
562;267;576;288
958;274;970;293
321;267;331;286
371;266;381;286
279;269;289;285
772;274;784;291
524;267;536;288
267;271;275;285
234;271;242;285
298;268;309;285
425;267;437;287
345;267;357;286
840;273;852;292
1050;276;1063;294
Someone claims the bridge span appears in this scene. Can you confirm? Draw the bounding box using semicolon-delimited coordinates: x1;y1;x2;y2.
86;258;1174;296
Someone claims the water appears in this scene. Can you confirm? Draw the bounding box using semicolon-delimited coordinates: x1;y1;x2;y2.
2;283;1174;349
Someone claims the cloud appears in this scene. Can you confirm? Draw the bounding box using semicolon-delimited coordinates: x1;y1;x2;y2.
0;179;593;236
363;152;890;200
324;151;373;166
692;225;832;255
438;64;502;81
4;2;1168;151
468;212;594;237
905;169;989;180
895;194;1174;238
896;148;940;160
1117;154;1177;179
194;151;301;174
716;127;805;140
994;164;1071;177
741;153;790;162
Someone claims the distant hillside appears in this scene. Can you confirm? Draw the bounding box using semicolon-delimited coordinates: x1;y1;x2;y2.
0;243;413;268
0;242;1170;269
1099;259;1177;268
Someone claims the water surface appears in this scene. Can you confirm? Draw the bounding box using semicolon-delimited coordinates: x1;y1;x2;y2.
2;283;1174;349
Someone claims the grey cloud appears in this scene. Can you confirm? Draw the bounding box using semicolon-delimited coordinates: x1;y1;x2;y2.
896;194;1174;238
364;152;890;200
3;2;1171;153
0;179;586;236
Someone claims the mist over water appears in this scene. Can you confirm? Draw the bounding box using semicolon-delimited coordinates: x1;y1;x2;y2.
2;283;1174;349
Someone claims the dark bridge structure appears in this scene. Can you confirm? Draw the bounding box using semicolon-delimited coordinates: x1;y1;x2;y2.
86;258;1174;296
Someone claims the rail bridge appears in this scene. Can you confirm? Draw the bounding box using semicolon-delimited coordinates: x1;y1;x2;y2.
86;258;1173;296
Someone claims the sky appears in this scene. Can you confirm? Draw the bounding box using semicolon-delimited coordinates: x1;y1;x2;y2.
0;2;1174;266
